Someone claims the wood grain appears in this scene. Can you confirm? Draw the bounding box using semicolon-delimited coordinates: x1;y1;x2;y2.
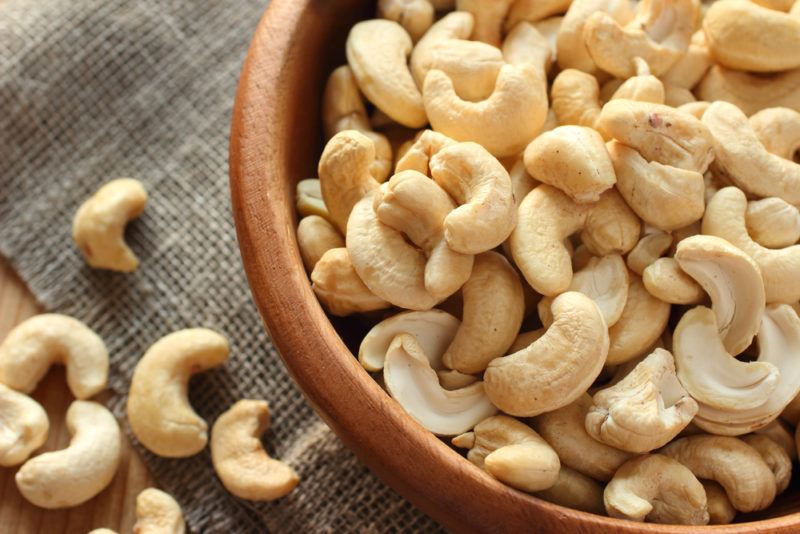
0;258;154;534
229;1;800;532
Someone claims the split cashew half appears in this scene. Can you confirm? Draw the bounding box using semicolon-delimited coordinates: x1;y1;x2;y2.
133;488;185;534
73;178;147;272
0;383;48;467
127;328;230;457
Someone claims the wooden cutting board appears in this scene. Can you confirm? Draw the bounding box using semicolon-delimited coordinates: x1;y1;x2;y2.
0;258;154;534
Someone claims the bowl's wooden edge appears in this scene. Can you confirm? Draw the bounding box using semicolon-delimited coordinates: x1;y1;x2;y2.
228;1;800;532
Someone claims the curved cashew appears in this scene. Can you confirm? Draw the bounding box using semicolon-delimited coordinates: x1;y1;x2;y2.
754;419;797;461
605;454;708;524
583;0;697;78
536;466;606;515
454;0;514;47
211;400;299;501
0;384;48;467
626;230;672;275
134;488;185;534
703;480;737;525
703;187;800;304
703;101;800;205
410;11;474;87
587;348;698;453
127;328;230;457
609;57;665;103
413;39;504;103
297;215;344;272
0;314;108;399
696;65;800;116
453;415;560;492
506;0;571;30
484;291;609;417
423;64;548;157
428;141;516;254
523;126;616;203
533;394;633;481
675;234;766;355
556;0;634;73
311;247;390;316
742;434;792;494
642;257;704;305
360;309;460;371
442;252;523;374
661;30;712;90
377;0;434;42
581;188;641;256
295;178;329;220
395;129;455;175
502;22;552;81
746;198;800;249
322;66;392;182
550;69;601;128
704;0;800;73
72;178;147;272
750;107;800;162
16;400;120;508
661;435;777;512
383;334;497;435
607;274;671;365
346;20;426;128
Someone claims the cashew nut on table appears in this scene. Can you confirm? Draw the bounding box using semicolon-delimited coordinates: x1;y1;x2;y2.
296;0;800;524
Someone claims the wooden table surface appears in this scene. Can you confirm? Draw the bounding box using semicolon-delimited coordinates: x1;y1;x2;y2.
0;258;154;534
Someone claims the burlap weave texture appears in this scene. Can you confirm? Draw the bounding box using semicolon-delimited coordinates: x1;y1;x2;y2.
0;1;440;532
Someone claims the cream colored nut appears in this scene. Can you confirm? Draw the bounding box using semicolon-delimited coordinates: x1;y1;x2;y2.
754;419;797;461
642;257;704;305
626;230;672;276
661;435;777;513
550;69;601;128
609;57;665;104
703;101;800;205
502;22;552;80
442;252;523;374
605;454;708;524
703;480;737;525
583;0;697;78
395;129;455;176
607;274;671;365
742;434;792;494
536;466;606;515
704;0;800;73
322;66;392;182
384;334;497;435
675;234;766;355
679;101;711;120
508;157;539;210
556;0;634;73
0;314;108;399
311;247;390;316
0;383;48;467
374;170;474;300
211;400;299;501
581;188;640;256
749;107;800;162
346;20;426;128
696;65;800;116
412;39;504;102
703;187;800;304
746;198;800;249
297;215;344;272
134;488;185;534
360;309;460;371
423;64;548;157
455;0;514;47
429;142;516;254
437;369;479;390
533;394;633;481
295;178;328;220
127;329;229;458
506;0;571;30
663;83;696;107
508;329;546;353
538;254;629;328
16;400;120;509
377;0;434;42
661;30;712;89
318;130;379;234
453;415;560;492
484;292;609;417
598;99;714;172
73;178;147;272
523;126;616;203
607;140;705;232
587;348;698;453
410;11;474;88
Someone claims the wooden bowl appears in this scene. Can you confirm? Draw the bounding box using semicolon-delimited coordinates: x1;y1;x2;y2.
229;1;800;531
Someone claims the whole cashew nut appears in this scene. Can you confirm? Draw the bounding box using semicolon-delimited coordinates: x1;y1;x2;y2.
746;198;800;249
502;22;553;81
607;274;671;365
661;30;712;90
556;0;634;73
412;39;505;102
626;230;673;275
295;178;329;220
741;434;792;494
133;488;185;534
642;257;704;305
536;466;606;515
377;0;434;42
581;188;641;256
0;314;108;400
311;247;390;316
454;0;514;47
211;400;299;501
73;178;147;272
696;65;800;116
410;11;474;88
703;480;737;525
297;215;344;272
0;383;48;467
749;107;800;162
127;329;230;457
550;69;601;128
608;57;665;103
16;400;121;508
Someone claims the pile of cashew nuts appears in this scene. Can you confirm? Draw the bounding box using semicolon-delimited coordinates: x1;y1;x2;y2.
297;0;800;525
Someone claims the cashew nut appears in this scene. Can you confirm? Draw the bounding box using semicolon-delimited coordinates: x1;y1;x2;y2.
506;0;572;30
0;383;48;467
556;0;634;73
696;65;800;116
742;434;792;494
663;83;696;107
0;314;108;400
410;11;474;88
642;257;704;305
746;198;800;249
502;22;553;80
127;328;230;457
133;488;185;534
395;129;456;175
310;247;390;316
581;188;641;256
608;57;665;103
703;480;737;525
295;178;328;220
413;39;504;102
454;0;514;47
679;100;711;120
661;30;712;89
550;69;601;128
437;369;479;390
754;419;798;461
377;0;434;42
536;466;606;515
749;107;800;162
297;215;344;272
211;400;299;501
626;230;673;275
16;400;121;508
607;274;671;365
72;178;147;272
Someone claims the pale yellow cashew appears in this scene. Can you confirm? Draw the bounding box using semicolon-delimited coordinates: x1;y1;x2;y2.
73;178;147;272
556;0;634;73
295;178;328;220
506;0;572;30
454;0;514;47
395;129;455;175
412;39;504;102
742;434;792;495
626;230;672;276
310;248;390;317
661;30;712;90
607;274;671;365
642;257;704;305
536;466;606;515
749;107;800;162
410;11;474;88
133;488;185;534
550;69;601;128
609;57;665;104
377;0;434;42
746;198;800;249
0;383;48;467
696;65;800;116
296;215;344;272
580;188;641;256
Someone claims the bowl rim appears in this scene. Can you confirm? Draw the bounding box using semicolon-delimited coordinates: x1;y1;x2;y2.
229;1;800;531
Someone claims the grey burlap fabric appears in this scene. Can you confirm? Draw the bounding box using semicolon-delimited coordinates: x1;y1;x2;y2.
0;1;440;532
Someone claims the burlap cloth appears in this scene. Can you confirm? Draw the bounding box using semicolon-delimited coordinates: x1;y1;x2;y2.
0;1;441;532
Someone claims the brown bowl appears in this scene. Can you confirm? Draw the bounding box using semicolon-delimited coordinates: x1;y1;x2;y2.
229;1;800;531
